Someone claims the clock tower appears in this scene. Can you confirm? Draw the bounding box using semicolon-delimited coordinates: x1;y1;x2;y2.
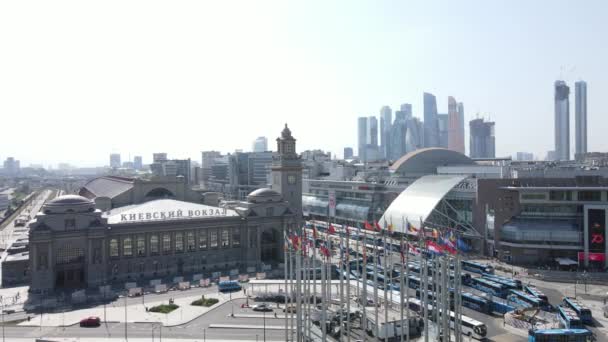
271;124;303;225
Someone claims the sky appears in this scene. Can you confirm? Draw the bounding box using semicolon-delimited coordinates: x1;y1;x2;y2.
1;0;607;167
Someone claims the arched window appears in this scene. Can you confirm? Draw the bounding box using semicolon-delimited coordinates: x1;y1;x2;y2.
123;237;133;257
136;235;145;256
109;239;119;258
150;235;159;254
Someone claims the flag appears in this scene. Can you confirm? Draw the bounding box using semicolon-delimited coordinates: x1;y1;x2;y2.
374;221;382;232
387;223;394;233
364;221;374;231
432;229;439;239
457;237;471;252
406;220;417;234
439;235;457;255
328;224;336;234
320;244;331;259
313;226;318;239
426;240;444;255
290;235;301;251
284;231;289;251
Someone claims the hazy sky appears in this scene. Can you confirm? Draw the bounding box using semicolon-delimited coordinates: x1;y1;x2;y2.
1;1;607;167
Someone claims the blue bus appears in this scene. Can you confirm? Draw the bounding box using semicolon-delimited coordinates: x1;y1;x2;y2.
483;273;522;289
563;297;593;325
416;289;455;309
469;277;508;298
218;280;242;292
528;329;593;342
509;290;543;308
524;285;550;308
490;298;516;315
461;260;494;274
406;275;434;291
557;305;584;329
459;292;492;314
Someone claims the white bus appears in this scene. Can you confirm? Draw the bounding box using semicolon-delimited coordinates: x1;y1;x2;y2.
443;309;487;339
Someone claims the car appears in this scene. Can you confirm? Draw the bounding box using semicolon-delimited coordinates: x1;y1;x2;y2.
252;303;273;312
283;305;296;313
79;316;101;327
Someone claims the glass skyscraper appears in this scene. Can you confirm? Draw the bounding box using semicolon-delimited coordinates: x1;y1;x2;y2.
554;80;570;161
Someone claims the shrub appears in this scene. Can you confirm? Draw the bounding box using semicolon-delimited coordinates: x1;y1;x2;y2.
149;303;179;314
191;297;219;307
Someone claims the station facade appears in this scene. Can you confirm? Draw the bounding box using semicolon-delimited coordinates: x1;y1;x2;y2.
29;125;303;292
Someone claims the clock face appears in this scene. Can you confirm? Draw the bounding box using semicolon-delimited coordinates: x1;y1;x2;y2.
288;175;296;184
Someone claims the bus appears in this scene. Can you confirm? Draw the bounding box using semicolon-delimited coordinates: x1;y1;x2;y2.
406;275;434;291
461;260;494;274
469;277;508;298
524;285;550;308
408;298;487;339
366;271;399;291
563;297;593;325
441;309;488;339
482;275;520;291
483;273;522;289
415;289;455;309
218;280;242;292
459;292;492;314
528;329;593;342
509;290;543;308
557;305;584;329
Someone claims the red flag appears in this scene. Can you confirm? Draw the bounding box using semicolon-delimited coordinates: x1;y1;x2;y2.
364;221;374;231
374;221;382;232
290;235;300;251
328;224;336;234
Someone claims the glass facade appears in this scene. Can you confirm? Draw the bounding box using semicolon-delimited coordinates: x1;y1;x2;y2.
150;235;159;254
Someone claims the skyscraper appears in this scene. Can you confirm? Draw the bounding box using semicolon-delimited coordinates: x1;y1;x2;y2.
448;96;465;154
379;106;392;159
423;92;439;147
368;116;378;148
554;80;570;161
469;118;495;158
437;114;448;148
343;147;353;159
133;156;143;170
575;80;587;156
110;153;121;168
252;136;268;152
357;117;368;161
391;110;408;160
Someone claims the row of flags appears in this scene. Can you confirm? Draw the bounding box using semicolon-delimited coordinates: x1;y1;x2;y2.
291;220;472;258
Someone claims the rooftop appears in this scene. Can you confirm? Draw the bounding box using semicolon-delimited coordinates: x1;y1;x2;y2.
104;199;240;224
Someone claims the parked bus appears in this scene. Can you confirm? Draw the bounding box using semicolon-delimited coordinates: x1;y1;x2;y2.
469;277;508;298
524;285;550;309
482;274;520;290
563;297;593;325
483;273;522;289
218;280;242;292
557;305;584;329
509;290;543;308
528;329;593;342
408;298;487;339
459;292;492;314
461;260;494;274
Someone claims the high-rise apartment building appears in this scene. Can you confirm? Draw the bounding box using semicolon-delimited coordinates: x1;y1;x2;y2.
437;114;449;148
252;136;268;152
448;96;465;154
133;156;143;170
357;117;368;161
405;117;424;153
379;106;392;159
110;154;121;168
554;80;570;161
343;147;354;159
423;92;439;148
575;80;587;156
469;118;495;158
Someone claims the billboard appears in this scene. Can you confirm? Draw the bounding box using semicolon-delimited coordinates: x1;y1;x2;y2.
588;209;606;253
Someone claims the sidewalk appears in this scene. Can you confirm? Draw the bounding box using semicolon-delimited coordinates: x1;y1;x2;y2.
18;291;246;327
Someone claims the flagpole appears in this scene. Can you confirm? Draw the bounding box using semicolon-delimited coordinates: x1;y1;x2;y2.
346;224;351;342
295;228;302;342
290;241;295;341
284;230;289;342
405;225;410;342
420;218;428;342
399;224;405;342
338;225;344;341
361;224;368;342
373;230;379;340
382;222;389;339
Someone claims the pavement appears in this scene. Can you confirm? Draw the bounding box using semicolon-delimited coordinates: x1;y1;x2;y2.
19;290;245;327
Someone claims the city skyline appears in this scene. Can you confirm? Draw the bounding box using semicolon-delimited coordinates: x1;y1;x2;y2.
1;1;607;166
